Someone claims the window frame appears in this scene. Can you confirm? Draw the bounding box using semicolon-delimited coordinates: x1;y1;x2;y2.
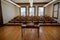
20;6;27;16
28;6;36;16
53;3;59;19
37;6;45;16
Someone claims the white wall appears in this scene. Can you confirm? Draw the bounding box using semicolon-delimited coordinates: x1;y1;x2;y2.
45;3;53;17
1;0;20;24
45;0;60;23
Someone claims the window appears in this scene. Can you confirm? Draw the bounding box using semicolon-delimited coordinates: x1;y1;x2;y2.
53;3;59;19
29;7;35;16
38;7;44;16
20;6;26;16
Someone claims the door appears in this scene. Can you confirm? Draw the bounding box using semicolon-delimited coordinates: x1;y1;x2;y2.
0;0;3;26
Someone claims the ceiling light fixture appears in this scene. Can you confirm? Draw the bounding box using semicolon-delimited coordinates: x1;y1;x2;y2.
29;0;33;7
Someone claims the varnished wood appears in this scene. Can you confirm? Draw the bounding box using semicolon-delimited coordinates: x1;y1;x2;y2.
0;26;60;40
16;2;49;4
6;16;59;26
16;2;49;5
0;0;3;26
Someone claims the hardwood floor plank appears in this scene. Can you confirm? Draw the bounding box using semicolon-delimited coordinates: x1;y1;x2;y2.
0;26;60;40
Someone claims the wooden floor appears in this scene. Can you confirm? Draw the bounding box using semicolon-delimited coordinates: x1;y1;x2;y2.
0;26;60;40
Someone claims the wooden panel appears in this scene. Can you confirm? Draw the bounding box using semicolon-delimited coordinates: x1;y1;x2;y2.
16;2;49;5
0;0;3;27
0;26;60;40
12;0;51;3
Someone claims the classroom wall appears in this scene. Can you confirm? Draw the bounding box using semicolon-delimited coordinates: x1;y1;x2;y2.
1;0;20;24
45;0;60;23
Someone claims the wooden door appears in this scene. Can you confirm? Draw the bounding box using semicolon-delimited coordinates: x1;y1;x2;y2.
0;0;3;26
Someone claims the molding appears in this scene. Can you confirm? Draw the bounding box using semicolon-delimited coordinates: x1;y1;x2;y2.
5;0;20;7
16;2;49;5
44;0;56;7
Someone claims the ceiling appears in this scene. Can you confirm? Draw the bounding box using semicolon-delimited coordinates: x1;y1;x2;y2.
11;0;52;3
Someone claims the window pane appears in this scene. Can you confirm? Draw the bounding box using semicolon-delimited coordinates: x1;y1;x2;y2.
54;4;58;11
38;7;44;16
53;4;59;19
54;11;57;17
21;7;26;16
29;7;34;16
